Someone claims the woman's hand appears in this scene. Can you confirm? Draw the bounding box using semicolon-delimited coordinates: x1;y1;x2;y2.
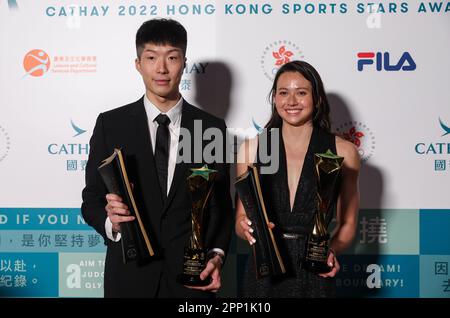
319;249;340;278
238;216;275;246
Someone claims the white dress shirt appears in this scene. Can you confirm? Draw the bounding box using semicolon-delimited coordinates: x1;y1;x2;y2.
145;94;183;193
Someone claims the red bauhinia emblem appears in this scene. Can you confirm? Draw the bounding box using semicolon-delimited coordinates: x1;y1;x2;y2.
343;126;365;147
273;46;293;66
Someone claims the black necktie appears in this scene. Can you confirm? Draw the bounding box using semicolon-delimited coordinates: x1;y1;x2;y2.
154;114;171;201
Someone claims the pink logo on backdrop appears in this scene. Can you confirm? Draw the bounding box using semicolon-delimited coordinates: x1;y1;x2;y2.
23;49;51;78
260;40;304;81
273;46;293;66
335;121;375;162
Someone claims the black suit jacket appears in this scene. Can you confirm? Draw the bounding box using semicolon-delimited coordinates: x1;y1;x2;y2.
81;97;233;298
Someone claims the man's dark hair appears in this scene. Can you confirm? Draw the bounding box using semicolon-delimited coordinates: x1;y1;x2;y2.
135;18;187;58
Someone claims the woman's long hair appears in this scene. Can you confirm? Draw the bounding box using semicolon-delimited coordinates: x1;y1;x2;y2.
265;60;331;133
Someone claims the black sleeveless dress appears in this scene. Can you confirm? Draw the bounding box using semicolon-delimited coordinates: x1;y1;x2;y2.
240;125;341;298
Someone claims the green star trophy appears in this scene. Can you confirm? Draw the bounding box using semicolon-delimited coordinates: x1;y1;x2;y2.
303;149;344;274
178;165;217;286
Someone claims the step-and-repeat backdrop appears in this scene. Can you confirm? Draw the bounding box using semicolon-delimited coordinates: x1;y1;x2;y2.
1;0;449;298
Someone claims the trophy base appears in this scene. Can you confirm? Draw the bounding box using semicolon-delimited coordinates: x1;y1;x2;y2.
178;247;210;287
303;234;331;274
177;274;211;287
302;260;332;274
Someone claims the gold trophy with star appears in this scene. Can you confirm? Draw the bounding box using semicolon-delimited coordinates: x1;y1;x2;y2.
303;149;344;273
178;165;217;286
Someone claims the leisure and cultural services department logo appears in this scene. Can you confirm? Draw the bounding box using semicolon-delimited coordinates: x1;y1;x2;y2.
22;49;98;78
23;49;51;78
334;121;375;162
260;40;304;81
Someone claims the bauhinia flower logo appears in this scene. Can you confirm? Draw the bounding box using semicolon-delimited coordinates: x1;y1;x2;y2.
334;121;375;162
273;46;293;66
343;126;365;147
261;41;304;81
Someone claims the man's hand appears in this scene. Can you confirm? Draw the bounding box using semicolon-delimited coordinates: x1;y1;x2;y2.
105;193;135;233
185;254;223;293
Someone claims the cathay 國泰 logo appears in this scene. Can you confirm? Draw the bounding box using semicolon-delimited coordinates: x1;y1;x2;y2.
439;117;450;137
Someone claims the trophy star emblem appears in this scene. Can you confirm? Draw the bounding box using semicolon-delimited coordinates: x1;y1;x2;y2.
189;165;217;180
317;149;343;160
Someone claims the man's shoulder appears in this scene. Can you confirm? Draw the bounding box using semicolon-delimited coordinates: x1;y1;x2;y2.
100;97;144;120
183;101;225;127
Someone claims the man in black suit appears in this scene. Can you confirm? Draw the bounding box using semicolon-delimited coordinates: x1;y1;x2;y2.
81;18;233;297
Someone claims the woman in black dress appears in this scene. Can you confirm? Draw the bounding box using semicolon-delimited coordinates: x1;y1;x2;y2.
235;61;360;297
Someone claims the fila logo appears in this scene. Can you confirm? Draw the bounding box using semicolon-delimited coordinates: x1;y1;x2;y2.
357;52;416;71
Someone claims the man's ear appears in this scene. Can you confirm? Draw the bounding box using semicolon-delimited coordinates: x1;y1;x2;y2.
135;58;141;74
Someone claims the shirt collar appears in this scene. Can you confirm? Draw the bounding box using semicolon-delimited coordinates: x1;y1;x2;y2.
143;94;183;126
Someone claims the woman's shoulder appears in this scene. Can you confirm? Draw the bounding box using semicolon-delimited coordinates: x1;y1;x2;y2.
335;135;360;169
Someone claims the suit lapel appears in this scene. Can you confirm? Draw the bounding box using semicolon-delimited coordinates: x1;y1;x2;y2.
130;98;165;218
163;101;194;212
